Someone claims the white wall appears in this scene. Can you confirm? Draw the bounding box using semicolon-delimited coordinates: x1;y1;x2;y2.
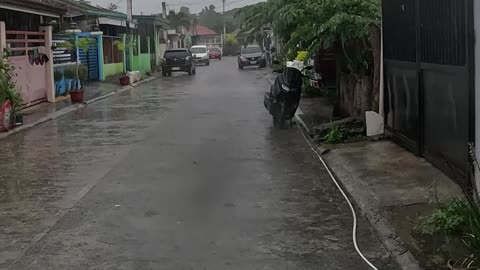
474;0;480;191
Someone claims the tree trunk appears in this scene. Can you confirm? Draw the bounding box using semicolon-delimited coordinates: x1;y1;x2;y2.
336;74;373;120
333;24;381;120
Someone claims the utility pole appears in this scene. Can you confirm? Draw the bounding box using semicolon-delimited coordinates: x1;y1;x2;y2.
222;0;226;54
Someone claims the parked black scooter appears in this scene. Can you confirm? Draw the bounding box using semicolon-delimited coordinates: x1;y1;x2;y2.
264;61;312;128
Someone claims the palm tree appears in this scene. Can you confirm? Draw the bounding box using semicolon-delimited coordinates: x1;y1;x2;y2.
168;10;191;31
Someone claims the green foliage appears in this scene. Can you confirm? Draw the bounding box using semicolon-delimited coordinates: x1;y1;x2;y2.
78;65;88;82
76;38;93;53
63;40;73;50
113;40;125;51
416;199;469;236
168;10;192;31
62;37;93;53
54;70;63;82
197;5;224;33
416;195;480;261
237;0;381;75
224;34;240;56
462;197;480;255
324;125;344;144
113;36;138;57
0;57;21;109
62;36;94;85
63;67;75;79
226;34;237;44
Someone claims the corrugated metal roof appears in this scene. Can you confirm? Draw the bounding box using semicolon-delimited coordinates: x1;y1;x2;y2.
0;0;67;15
49;0;127;20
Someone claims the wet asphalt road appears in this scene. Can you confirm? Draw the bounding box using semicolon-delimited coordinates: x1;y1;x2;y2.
0;57;395;270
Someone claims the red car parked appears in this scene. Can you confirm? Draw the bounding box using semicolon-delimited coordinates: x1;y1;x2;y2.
209;48;222;60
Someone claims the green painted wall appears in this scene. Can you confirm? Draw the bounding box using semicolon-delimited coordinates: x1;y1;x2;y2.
138;54;151;75
129;35;151;75
103;63;124;80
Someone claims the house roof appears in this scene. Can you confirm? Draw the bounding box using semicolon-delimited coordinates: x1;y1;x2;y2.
189;25;217;36
50;0;127;20
0;0;67;16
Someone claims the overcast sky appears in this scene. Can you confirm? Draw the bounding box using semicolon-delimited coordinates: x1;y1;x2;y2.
95;0;264;15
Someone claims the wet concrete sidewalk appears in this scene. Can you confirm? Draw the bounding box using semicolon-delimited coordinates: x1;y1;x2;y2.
294;97;464;269
2;77;156;140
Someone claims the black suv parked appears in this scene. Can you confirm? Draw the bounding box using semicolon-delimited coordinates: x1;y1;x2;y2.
162;49;196;76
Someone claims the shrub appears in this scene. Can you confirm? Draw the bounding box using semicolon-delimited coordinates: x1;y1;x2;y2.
416;199;469;236
324;125;344;144
63;67;75;79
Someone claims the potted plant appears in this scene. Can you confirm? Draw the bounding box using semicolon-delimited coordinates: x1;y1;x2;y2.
113;39;130;86
70;64;88;103
58;35;93;103
0;55;22;131
63;37;93;102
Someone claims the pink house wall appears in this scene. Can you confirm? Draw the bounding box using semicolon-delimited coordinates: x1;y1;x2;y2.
2;27;54;106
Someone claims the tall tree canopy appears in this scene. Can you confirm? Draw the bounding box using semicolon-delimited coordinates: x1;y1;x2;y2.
237;0;382;119
196;4;224;34
168;10;192;31
237;0;381;74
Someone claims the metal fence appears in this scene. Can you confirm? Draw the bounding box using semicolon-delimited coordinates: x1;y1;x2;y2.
383;0;474;187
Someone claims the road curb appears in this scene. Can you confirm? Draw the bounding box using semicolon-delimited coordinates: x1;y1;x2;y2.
1;76;159;140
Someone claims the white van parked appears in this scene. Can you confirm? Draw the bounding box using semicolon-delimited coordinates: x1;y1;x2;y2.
190;45;210;66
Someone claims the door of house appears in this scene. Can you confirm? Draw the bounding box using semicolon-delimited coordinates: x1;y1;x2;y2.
383;0;474;187
6;31;48;106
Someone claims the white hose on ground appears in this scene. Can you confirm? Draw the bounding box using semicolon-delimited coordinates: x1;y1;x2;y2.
298;127;379;270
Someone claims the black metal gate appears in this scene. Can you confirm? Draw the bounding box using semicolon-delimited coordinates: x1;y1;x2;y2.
383;0;474;187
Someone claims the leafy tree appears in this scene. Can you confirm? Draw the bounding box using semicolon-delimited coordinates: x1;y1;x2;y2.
235;2;269;35
224;33;240;55
180;6;191;15
238;0;380;71
197;4;224;34
168;10;192;31
237;0;382;119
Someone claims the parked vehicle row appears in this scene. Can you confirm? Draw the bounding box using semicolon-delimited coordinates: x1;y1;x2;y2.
161;45;222;77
